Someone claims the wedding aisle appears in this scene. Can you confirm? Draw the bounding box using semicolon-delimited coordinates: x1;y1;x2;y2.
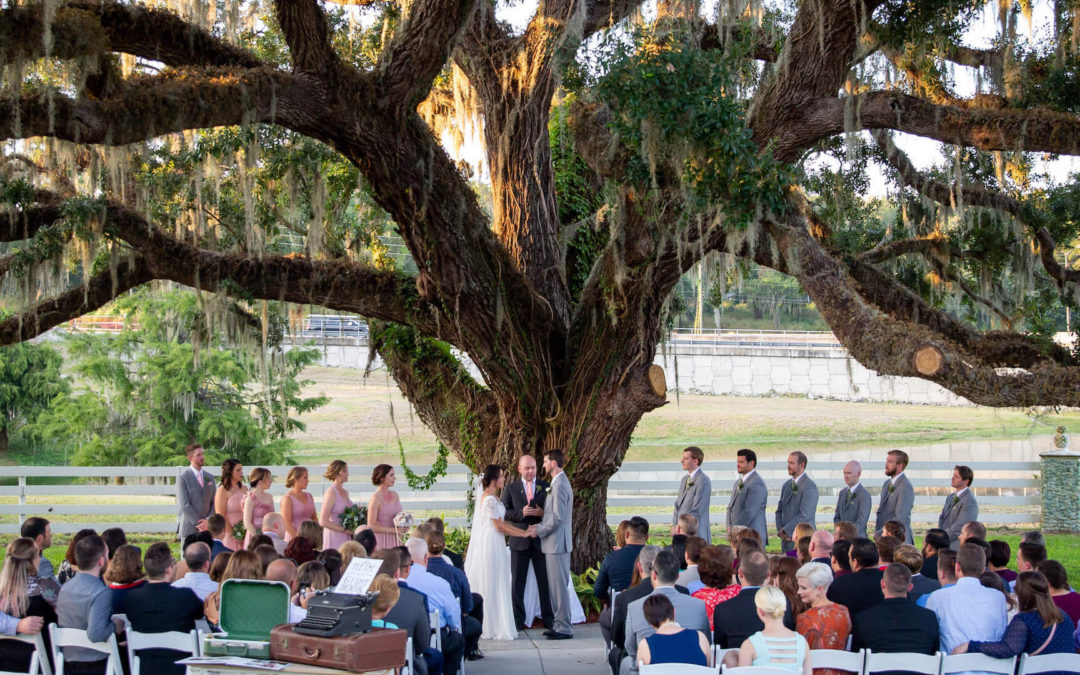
467;623;608;675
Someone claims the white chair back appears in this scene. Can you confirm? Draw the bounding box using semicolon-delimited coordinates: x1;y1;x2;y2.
1018;652;1080;674
712;645;739;668
809;648;865;673
940;653;1016;674
124;627;199;675
864;650;942;675
640;663;716;674
721;666;803;675
48;625;123;675
0;634;51;675
404;637;413;675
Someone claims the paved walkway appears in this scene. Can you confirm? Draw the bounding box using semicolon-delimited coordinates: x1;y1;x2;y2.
467;623;608;675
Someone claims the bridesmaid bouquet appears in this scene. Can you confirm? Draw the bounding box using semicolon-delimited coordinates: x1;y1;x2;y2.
231;522;247;542
340;504;367;531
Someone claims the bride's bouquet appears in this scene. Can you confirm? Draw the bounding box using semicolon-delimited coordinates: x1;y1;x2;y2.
339;504;367;531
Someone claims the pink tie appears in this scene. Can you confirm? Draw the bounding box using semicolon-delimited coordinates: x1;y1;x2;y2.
195;470;204;487
526;481;534;501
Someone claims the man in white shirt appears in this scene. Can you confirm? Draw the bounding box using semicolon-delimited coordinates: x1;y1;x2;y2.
172;542;217;601
926;543;1007;674
404;538;465;675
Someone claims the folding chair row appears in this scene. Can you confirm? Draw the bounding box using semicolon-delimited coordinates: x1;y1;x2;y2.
650;650;1049;675
0;633;52;675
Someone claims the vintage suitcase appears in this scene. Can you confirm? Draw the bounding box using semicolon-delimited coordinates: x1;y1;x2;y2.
270;625;408;672
203;579;291;659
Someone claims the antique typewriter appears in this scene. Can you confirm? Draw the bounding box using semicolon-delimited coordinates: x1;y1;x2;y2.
294;591;377;637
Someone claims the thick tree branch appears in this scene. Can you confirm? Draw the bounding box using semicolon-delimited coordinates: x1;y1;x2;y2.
943;44;1002;71
1035;228;1080;289
274;0;338;74
0;204;64;242
700;23;779;61
582;0;644;38
377;0;476;107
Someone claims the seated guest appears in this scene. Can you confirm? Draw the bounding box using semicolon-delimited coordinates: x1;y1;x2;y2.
370;574;402;628
621;550;708;675
668;514;696;572
832;521;858;542
609;546;662;675
283;535;317;565
206;514;233;561
730;586;810;672
319;549;343;585
894;544;938;601
172;542;217;601
614;521;631;550
254;544;281;573
296;520;324;552
678;537;706;591
954;571;1075;671
208;552;231;583
713;550;794;649
204;549;262;624
101;528;127;560
988;540;1016;584
355;528;378;557
808;531;833;565
598;517;649;644
20;518;55;581
56;534;116;675
246;534;273;552
57;529;96;585
1015;541;1048;591
965;536;991;564
734;537;763;577
926;543;1007;655
104;544;145;614
0;538;59;672
177;532;213;580
882;520;907;545
829;540;852;578
918;549;957;606
979;571;1018;619
919;528;949;580
794;562;849;675
426;518;463;569
796;537;812;565
959;520;986;546
265;559;307;624
874;535;899;567
1036;560;1080;625
1022;530;1045;547
692;545;740;630
424;533;483;662
338;541;367;568
826;538;883;617
372;549;432;675
296;561;331;606
770;556;806;617
261;514;288;555
851;563;939;656
125;543;204;675
403;538;465;675
636;594;709;667
785;522;814;559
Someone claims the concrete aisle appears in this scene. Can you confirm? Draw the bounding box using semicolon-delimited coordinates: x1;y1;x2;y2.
465;623;609;675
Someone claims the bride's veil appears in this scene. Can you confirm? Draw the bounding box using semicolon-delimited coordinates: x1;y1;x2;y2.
469;473;486;533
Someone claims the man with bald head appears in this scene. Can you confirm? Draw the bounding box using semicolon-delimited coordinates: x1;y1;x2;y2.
834;460;871;537
265;559;307;623
502;454;554;630
808;530;834;564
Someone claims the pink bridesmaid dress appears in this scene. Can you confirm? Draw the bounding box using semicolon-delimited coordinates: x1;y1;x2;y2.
222;490;245;551
323;485;352;551
284;492;316;541
243;493;274;549
373;491;402;551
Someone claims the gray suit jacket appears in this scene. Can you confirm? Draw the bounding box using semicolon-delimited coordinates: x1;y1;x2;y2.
834;484;871;536
938;489;978;546
178;467;216;538
676;565;699;588
622;586;709;675
674;470;712;544
535;471;572;554
875;474;914;543
727;471;768;546
56;572;114;662
383;584;429;675
775;474;818;538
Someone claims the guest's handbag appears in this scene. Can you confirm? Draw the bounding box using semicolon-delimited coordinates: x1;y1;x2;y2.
270;625;408;672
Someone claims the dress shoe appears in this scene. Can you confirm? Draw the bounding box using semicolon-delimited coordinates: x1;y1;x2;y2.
546;632;573;640
542;629;556;637
466;649;485;661
517;624;531;631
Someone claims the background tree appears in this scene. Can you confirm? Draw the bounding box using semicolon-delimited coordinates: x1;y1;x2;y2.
0;339;67;454
2;0;1080;567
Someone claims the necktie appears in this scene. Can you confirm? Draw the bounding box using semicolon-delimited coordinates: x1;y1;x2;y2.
526;481;534;501
195;470;204;487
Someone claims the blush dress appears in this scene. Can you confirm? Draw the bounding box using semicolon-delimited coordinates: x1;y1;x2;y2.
222;489;245;551
323;485;352;550
372;491;402;551
243;492;274;549
284;492;317;541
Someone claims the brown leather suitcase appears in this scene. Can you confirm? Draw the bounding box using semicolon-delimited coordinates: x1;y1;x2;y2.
270;625;408;672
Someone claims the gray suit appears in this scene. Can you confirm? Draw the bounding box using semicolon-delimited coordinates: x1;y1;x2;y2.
620;585;709;675
535;470;573;635
56;572;114;663
177;466;216;539
727;471;768;546
673;469;712;544
875;474;914;544
775;474;819;552
834;484;871;536
938;489;978;547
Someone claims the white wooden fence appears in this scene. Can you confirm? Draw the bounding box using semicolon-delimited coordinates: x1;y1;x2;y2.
0;460;1042;535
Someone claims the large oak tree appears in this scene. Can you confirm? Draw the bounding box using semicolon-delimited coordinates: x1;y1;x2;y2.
2;0;1080;567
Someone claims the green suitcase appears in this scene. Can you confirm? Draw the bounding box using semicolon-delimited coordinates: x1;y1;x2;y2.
203;579;291;659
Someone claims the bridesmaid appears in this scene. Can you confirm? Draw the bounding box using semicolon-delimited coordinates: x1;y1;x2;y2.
368;464;404;551
214;459;246;551
319;461;354;550
243;467;275;549
281;466;317;541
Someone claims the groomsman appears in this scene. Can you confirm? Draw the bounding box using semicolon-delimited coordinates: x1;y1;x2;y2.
727;449;768;546
775;451;818;552
875;450;914;544
178;443;216;538
673;446;712;544
938;465;978;548
503;454;554;630
834;460;871;537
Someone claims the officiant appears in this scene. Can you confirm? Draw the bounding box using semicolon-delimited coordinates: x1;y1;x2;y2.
502;454;555;630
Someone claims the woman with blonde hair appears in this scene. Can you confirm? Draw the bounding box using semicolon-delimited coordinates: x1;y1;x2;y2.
795;562;850;675
204;550;263;624
281;466;316;541
319;460;354;550
242;467;275;549
367;464;404;550
0;538;57;671
215;458;247;551
731;586;810;672
338;541;367;569
370;575;401;628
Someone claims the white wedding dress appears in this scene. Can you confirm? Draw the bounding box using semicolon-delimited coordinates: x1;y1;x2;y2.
463;494;519;640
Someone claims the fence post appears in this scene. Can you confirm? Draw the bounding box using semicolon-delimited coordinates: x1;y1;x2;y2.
17;475;26;525
1041;435;1080;532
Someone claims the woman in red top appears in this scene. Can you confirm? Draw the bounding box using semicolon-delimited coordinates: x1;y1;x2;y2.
691;544;741;630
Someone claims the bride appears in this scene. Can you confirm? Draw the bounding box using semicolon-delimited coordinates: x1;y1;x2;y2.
463;464;524;640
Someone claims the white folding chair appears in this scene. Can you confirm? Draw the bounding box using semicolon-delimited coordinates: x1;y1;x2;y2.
404;637;413;675
605;590;620;650
429;611;440;649
864;650;942;675
940;653;1016;674
124;627;198;675
712;646;739;668
1018;652;1080;674
641;664;716;674
48;625;124;675
0;634;52;675
721;666;802;675
809;648;865;673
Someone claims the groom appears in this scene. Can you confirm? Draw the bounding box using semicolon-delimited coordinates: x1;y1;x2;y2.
527;449;573;640
503;454;555;631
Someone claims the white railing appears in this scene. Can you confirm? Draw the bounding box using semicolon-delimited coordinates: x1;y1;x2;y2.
0;460;1041;535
